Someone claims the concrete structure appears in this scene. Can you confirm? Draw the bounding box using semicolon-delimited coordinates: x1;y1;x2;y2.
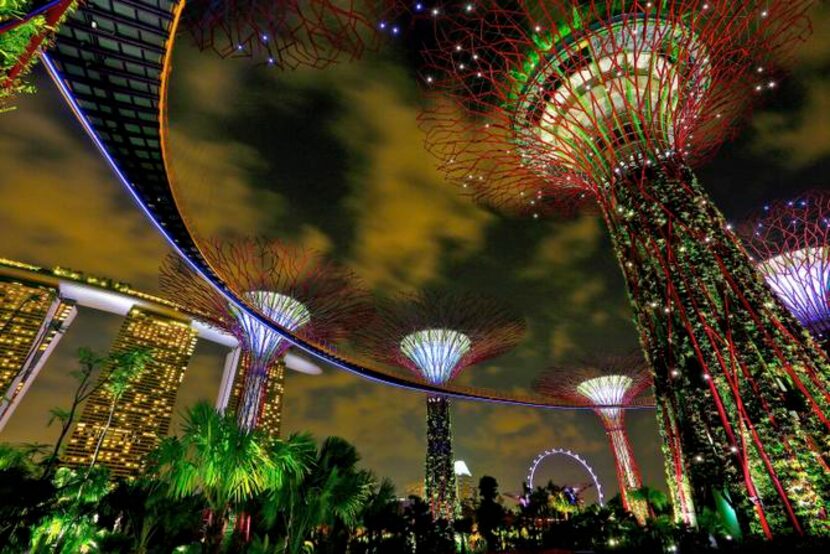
0;265;77;429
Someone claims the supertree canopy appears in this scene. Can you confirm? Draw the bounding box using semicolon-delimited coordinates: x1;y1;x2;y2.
400;329;472;384
361;292;525;523
535;355;654;524
182;0;389;69
741;192;830;341
415;0;830;538
160;238;371;431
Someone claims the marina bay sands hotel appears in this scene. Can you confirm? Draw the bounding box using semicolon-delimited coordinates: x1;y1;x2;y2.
0;258;319;477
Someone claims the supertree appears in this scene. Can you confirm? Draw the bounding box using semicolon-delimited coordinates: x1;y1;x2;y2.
160;238;371;431
413;0;830;538
360;291;525;523
534;354;654;524
182;0;390;69
741;192;830;344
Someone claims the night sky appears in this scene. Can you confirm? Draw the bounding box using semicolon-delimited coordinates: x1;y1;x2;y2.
0;4;827;503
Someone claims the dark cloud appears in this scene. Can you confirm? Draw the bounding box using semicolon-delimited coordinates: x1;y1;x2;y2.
0;73;170;289
750;4;830;169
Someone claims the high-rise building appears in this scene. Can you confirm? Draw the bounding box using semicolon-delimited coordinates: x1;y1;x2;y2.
0;273;77;429
63;306;198;477
455;460;475;505
223;352;286;438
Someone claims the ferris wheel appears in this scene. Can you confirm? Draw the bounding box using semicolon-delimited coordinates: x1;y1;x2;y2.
526;448;604;506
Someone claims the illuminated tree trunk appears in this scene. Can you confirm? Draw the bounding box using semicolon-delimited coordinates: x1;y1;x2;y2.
656;394;698;527
230;354;285;436
425;395;457;524
597;162;830;538
237;362;268;432
604;420;649;524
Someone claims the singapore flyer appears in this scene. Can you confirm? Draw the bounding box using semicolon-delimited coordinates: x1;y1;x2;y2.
526;448;604;506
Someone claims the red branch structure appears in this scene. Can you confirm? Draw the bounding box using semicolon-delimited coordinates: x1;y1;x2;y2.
414;0;829;538
1;0;76;109
535;354;653;524
160;238;372;431
182;0;390;69
741;191;830;340
361;291;526;385
417;0;811;215
360;291;525;524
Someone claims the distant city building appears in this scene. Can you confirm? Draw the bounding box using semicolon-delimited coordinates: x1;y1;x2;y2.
405;481;425;499
454;460;476;504
0;271;77;429
63;306;198;477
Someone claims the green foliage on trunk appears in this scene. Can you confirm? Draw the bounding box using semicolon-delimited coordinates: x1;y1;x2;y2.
0;0;76;113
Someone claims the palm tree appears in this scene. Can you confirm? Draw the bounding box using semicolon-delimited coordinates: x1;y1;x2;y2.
628;486;669;519
89;348;153;468
351;478;406;554
148;402;312;553
99;477;204;553
263;436;373;554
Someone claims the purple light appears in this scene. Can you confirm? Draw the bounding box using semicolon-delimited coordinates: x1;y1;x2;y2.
759;247;830;333
230;291;311;359
400;329;471;384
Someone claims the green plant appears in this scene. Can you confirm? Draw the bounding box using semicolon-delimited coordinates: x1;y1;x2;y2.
96;477;203;553
0;442;54;548
28;466;112;553
1;1;46;111
350;478;407;553
149;402;313;552
43;347;145;478
629;486;670;519
0;0;76;112
262;436;373;554
88;348;153;469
